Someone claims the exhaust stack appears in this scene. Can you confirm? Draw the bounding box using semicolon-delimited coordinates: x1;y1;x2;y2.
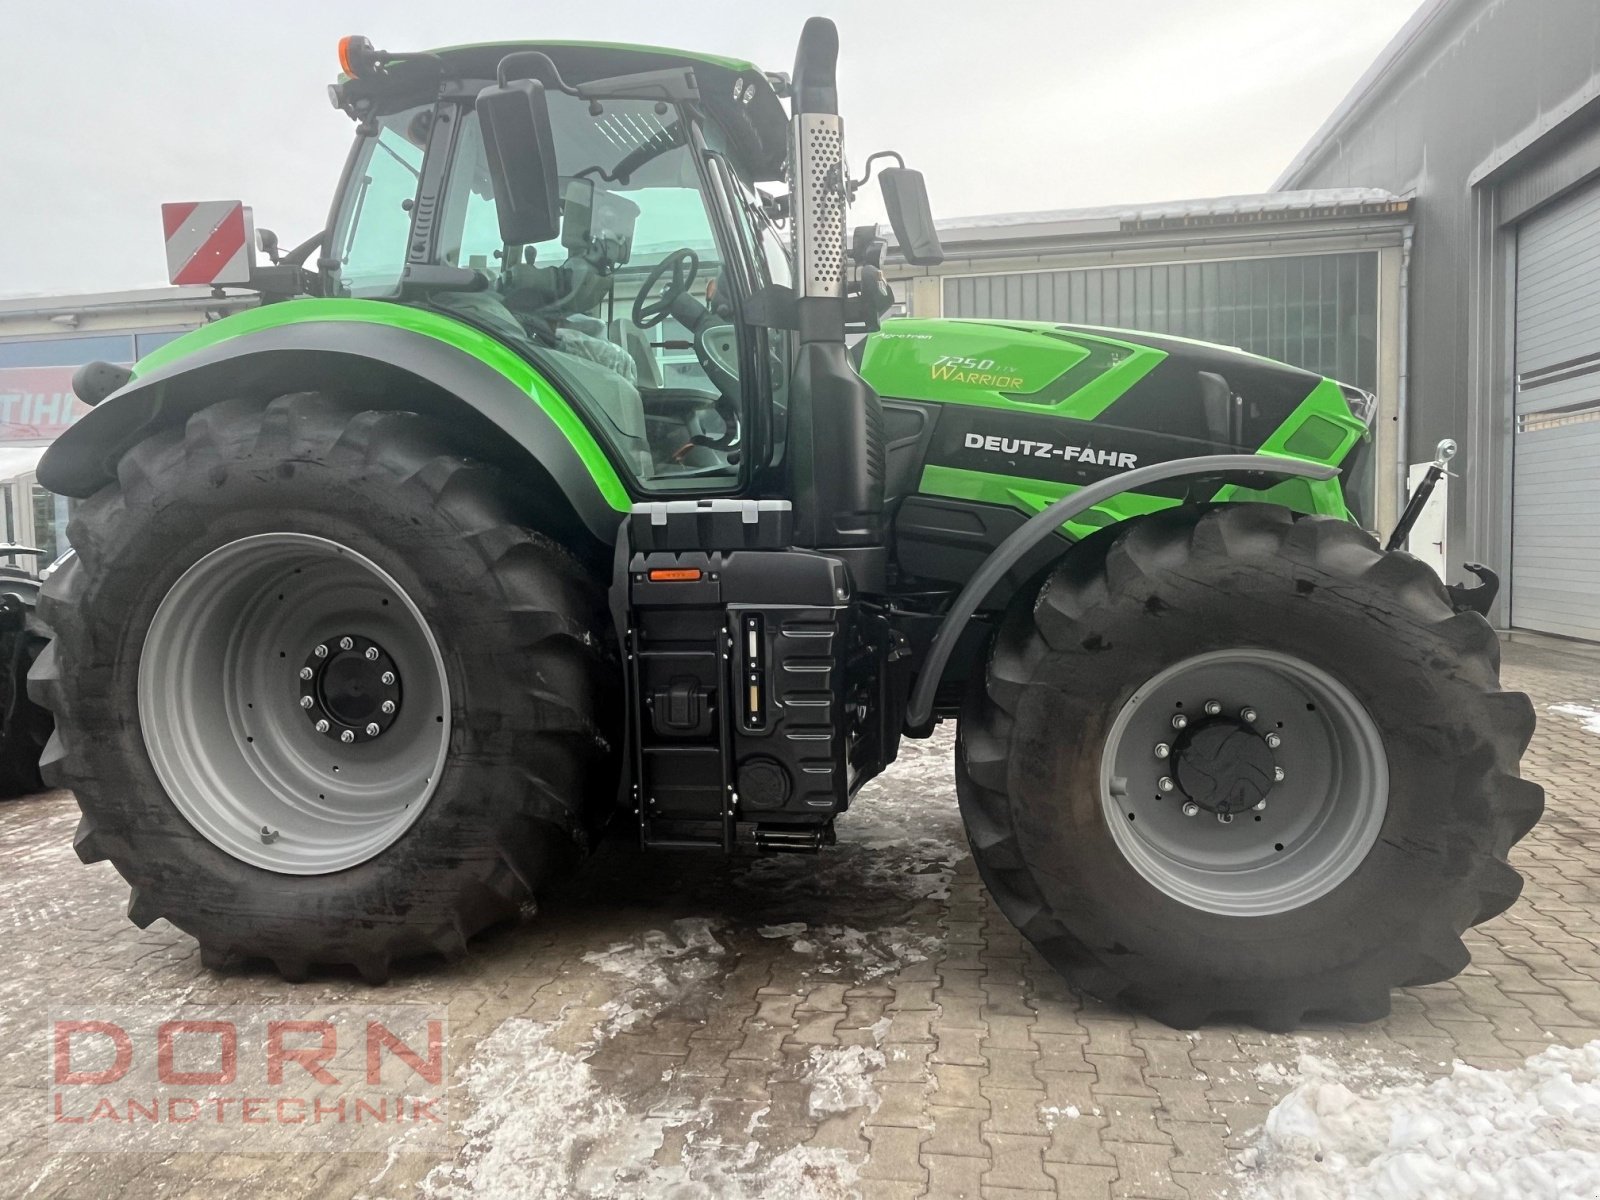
784;17;886;562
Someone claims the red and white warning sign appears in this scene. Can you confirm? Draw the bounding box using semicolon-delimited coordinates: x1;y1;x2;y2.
162;201;255;287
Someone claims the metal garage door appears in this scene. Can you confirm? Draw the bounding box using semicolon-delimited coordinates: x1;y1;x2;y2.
1512;180;1600;640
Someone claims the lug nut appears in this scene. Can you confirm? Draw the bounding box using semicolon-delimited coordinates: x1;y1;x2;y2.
1154;743;1171;759
315;719;330;733
299;695;314;709
1265;732;1282;749
1182;802;1199;817
314;644;329;659
381;700;396;714
1172;714;1188;730
365;647;380;661
1274;766;1286;782
381;671;396;686
1158;776;1176;793
1217;812;1233;824
299;666;314;681
1254;799;1267;811
365;722;380;737
340;729;355;744
1204;699;1222;716
339;636;354;651
1241;707;1258;723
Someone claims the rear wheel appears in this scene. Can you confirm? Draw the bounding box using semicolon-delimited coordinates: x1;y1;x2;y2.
30;392;617;980
956;504;1543;1029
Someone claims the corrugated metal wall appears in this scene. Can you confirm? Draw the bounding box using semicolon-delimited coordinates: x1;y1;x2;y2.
943;252;1381;390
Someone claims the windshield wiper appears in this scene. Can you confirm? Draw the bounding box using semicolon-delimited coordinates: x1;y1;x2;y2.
576;120;685;187
373;136;422;182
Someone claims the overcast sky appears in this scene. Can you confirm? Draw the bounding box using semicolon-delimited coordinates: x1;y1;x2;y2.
1;0;1419;298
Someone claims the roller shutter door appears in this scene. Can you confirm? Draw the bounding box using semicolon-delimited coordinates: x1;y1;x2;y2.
1512;181;1600;640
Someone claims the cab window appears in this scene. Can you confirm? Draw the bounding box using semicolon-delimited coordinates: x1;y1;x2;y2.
328;106;428;297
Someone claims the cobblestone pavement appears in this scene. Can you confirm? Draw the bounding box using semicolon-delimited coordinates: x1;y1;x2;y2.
1;633;1597;1199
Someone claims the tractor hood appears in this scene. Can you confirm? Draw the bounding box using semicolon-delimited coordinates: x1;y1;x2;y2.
858;317;1370;464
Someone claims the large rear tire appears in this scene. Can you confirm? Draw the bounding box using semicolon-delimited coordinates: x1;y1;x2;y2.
956;503;1543;1029
29;392;617;980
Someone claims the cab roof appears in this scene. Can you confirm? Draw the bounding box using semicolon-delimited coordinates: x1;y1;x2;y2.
426;40;791;180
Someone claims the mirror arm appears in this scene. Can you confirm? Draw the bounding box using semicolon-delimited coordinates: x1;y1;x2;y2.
496;50;582;96
282;230;326;269
846;150;905;199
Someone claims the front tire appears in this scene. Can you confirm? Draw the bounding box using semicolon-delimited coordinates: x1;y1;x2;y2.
956;504;1543;1029
30;392;617;980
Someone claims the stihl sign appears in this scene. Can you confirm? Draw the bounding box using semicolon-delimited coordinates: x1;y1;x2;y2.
0;367;91;443
162;201;254;287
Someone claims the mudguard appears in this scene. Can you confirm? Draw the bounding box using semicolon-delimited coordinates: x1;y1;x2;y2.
40;302;631;543
905;453;1340;732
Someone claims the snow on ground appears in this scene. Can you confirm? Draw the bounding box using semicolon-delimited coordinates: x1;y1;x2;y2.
805;1045;885;1117
1233;1041;1600;1199
421;733;966;1198
1550;702;1600;738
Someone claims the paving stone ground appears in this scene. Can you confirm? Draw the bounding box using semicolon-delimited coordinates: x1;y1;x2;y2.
0;632;1597;1199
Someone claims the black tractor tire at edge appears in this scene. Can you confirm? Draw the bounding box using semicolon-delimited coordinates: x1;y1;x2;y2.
28;391;618;982
955;503;1544;1030
0;574;51;798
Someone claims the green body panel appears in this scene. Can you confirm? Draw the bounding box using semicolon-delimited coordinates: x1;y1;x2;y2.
859;318;1366;534
860;319;1166;418
134;299;631;513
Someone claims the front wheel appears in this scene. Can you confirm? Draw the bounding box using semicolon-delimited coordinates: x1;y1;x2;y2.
30;392;617;980
956;504;1543;1029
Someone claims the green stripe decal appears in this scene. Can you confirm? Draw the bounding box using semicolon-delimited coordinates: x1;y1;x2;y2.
133;298;631;512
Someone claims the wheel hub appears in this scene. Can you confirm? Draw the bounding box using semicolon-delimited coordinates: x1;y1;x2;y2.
300;635;401;743
1099;649;1389;917
138;532;450;875
1171;717;1276;816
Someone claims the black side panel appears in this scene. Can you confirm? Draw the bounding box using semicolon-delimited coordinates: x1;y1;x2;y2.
895;495;1068;605
40;321;623;543
788;341;886;548
882;398;939;505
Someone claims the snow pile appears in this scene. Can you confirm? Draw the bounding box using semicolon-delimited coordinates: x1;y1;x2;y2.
423;1018;865;1199
421;1019;633;1199
805;1045;886;1117
581;917;725;1034
1235;1041;1600;1199
582;916;724;995
1041;1103;1080;1129
1550;702;1600;737
429;913;885;1199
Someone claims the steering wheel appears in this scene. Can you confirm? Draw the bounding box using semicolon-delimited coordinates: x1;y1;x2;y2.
632;248;700;329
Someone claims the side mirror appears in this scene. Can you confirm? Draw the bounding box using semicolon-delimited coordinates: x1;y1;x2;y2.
879;167;944;267
475;79;561;245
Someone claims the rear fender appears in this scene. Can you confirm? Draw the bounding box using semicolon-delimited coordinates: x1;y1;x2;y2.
40;314;631;546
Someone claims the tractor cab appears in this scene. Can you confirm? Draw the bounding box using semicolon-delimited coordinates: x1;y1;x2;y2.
317;38;920;505
323;42;788;494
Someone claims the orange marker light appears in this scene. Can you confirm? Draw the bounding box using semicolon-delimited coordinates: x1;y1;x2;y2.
647;568;703;583
338;35;372;79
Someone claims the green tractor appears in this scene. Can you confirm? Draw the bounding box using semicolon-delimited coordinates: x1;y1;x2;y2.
36;21;1541;1028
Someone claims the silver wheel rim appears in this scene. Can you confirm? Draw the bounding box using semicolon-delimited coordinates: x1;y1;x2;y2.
138;533;450;874
1099;649;1388;917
